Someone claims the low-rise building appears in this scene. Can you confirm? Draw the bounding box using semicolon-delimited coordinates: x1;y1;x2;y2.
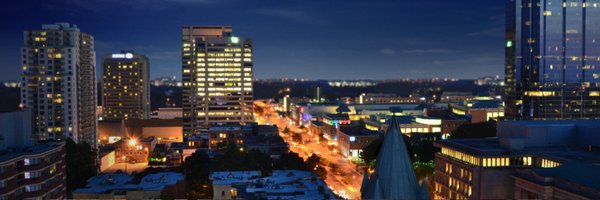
206;123;283;150
210;170;334;200
338;124;380;161
513;162;600;199
114;137;152;163
242;136;289;158
98;119;183;146
153;107;183;119
0;110;66;199
433;120;600;199
207;125;253;149
356;93;423;104
99;148;116;172
440;91;474;103
449;97;504;123
73;172;186;199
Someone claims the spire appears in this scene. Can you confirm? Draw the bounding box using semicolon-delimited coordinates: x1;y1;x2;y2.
336;102;351;113
372;179;383;199
418;179;431;200
360;170;370;195
360;116;421;199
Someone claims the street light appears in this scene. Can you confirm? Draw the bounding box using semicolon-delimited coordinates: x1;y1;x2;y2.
128;138;137;146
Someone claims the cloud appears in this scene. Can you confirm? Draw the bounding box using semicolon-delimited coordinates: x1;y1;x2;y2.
467;27;504;37
250;8;330;25
379;48;396;55
402;48;462;54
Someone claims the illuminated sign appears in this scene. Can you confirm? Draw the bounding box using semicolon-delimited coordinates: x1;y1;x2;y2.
231;36;239;44
111;53;134;59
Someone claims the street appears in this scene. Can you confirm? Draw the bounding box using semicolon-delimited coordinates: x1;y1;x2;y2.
254;101;363;199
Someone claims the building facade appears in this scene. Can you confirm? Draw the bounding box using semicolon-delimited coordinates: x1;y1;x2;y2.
0;142;66;200
182;26;253;138
433;120;600;199
505;0;600;119
0;110;66;200
20;23;97;147
356;93;423;104
102;51;150;121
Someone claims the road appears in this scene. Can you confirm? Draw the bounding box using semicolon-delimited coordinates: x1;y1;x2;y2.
254;100;363;199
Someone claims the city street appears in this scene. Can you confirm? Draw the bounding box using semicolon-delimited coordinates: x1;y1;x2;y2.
254;101;363;199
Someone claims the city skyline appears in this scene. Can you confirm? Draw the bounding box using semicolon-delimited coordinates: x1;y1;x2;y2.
1;0;505;81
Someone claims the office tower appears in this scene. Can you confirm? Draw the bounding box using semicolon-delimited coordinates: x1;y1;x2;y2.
433;120;600;199
309;85;321;102
505;0;600;119
182;26;253;138
101;51;150;121
20;23;97;147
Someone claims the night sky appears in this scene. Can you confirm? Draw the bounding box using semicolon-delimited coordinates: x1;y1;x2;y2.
0;0;505;81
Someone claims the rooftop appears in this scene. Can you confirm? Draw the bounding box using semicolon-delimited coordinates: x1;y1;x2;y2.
436;120;600;160
0;141;63;163
211;170;334;199
74;172;184;194
210;171;261;185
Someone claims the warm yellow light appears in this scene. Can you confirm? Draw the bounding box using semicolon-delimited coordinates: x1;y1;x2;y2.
128;138;137;146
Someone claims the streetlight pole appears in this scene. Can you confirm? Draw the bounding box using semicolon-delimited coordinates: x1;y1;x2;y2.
122;155;127;173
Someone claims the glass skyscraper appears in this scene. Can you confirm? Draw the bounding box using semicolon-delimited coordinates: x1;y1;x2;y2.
506;0;600;119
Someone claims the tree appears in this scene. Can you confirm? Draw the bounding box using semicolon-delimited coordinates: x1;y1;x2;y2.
211;142;273;175
360;136;383;165
306;154;327;178
282;126;291;134
360;134;414;166
292;132;302;143
65;139;98;192
411;140;437;163
185;150;212;199
449;121;496;139
274;152;307;170
306;154;321;169
329;163;341;175
314;165;327;179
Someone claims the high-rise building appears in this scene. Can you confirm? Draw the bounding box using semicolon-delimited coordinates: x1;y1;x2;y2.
101;51;150;121
20;23;97;147
181;26;253;138
505;0;600;120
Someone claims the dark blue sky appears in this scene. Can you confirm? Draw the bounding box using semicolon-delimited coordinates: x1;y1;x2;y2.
0;0;505;81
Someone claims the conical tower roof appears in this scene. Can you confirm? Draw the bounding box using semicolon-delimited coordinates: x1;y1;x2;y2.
336;102;351;113
361;116;423;199
360;170;370;195
418;179;431;200
372;179;383;199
